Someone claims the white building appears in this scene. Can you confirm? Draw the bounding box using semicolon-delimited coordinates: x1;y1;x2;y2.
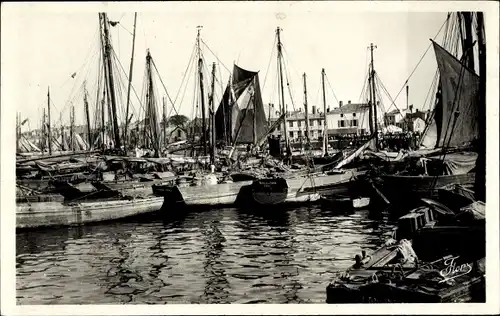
325;101;371;136
384;109;407;127
271;106;326;141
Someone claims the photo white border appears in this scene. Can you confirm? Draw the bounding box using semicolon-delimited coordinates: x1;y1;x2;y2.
2;1;499;315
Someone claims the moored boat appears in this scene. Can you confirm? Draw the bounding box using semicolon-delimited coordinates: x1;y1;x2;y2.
16;196;165;230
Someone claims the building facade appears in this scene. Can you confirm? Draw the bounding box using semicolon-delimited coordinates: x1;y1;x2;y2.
325;101;371;136
270;105;326;141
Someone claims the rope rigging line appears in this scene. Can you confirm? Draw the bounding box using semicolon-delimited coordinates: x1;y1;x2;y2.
174;50;197;120
217;61;225;107
118;22;134;36
280;54;297;113
281;45;303;87
151;58;179;117
358;70;370;103
109;47;146;119
324;73;340;104
169;41;198;119
60;42;101;120
59;26;100;90
200;39;231;75
383;14;451;114
374;79;387;124
423;70;440;113
374;73;399;115
261;35;278;97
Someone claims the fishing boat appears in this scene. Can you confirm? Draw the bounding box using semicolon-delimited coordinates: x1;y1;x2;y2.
17;196;165;230
326;195;485;303
325;13;486;302
370;13;483;210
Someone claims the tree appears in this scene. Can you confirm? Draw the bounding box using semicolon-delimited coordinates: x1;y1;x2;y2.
165;114;189;128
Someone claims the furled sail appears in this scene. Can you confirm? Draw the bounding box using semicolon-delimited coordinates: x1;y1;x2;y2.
421;41;480;149
215;65;268;144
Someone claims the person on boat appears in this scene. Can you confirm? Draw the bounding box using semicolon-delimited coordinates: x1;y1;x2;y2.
353;254;364;269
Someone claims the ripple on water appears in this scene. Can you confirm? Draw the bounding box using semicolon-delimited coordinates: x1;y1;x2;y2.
16;206;395;304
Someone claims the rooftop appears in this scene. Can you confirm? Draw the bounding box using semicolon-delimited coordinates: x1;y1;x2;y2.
328;103;370;115
286;112;323;120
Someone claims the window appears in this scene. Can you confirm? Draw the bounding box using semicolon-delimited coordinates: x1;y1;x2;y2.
318;120;322;126
352;119;358;127
310;119;314;126
289;131;294;138
340;113;344;117
353;113;356;117
339;120;346;128
289;121;293;128
298;120;302;127
298;131;302;137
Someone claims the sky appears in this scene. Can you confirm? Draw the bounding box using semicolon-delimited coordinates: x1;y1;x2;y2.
3;2;450;132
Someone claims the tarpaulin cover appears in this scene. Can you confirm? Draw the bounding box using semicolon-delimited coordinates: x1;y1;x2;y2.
459;201;485;220
428;151;478;175
215;64;268;144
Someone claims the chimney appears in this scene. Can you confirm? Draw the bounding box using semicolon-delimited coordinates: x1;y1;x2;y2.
312;106;316;114
339;101;343;107
348;100;351;104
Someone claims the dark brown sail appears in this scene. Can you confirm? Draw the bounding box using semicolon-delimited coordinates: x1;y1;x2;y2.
427;40;480;148
215;64;267;144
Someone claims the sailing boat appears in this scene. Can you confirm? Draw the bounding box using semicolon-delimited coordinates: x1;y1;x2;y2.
245;27;366;207
334;13;484;212
374;48;480;210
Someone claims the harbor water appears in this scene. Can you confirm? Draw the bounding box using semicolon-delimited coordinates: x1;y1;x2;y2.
16;206;395;304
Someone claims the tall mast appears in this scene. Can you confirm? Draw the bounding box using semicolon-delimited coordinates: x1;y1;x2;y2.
42;109;46;154
276;27;288;148
101;93;106;149
196;26;207;156
124;12;137;150
460;12;475;70
303;73;310;144
197;27;207;157
210;62;217;163
370;43;378;149
162;96;167;149
47;86;52;155
368;76;374;135
252;82;257;146
60;113;64;150
268;103;272;128
83;82;92;149
321;68;328;156
100;13;121;149
70;104;75;151
145;50;159;157
475;12;486;202
16;113;19;153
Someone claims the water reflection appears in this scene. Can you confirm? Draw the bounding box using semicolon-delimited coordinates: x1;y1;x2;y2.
200;214;230;303
17;206;396;304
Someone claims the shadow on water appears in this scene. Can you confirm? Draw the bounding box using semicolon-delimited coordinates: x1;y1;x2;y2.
233;207;304;303
199;213;230;304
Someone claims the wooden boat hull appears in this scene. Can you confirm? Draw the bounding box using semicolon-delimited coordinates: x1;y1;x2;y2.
16;197;164;230
250;178;321;206
377;172;476;209
161;181;253;208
